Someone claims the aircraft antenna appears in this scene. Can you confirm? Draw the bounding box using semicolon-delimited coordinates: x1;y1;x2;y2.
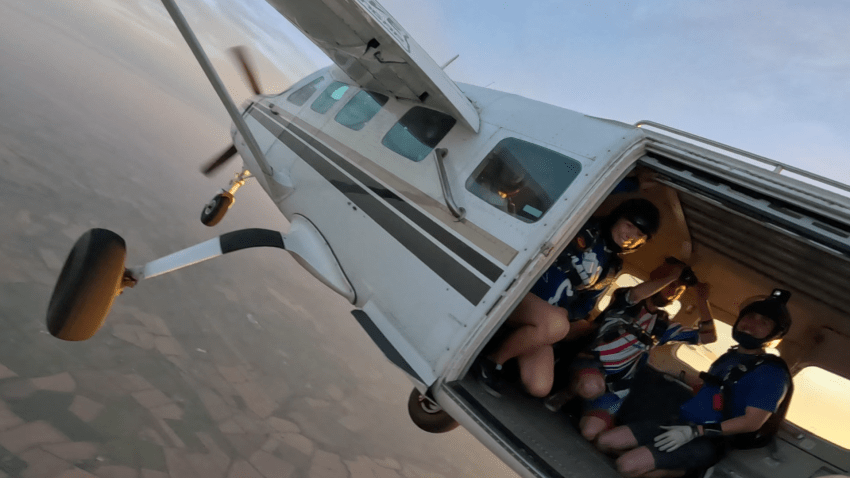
440;54;459;70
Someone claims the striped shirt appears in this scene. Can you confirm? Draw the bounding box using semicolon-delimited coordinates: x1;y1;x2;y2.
592;288;699;384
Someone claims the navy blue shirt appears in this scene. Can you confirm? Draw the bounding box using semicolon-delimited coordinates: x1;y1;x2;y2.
680;350;789;425
529;219;621;321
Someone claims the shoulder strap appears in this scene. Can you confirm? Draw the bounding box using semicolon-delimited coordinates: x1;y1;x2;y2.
595;306;657;347
649;311;671;338
722;354;793;449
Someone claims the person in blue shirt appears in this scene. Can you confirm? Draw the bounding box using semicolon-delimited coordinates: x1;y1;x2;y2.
478;198;661;398
596;289;793;477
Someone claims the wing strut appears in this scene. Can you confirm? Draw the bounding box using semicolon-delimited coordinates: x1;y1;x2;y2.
159;0;272;176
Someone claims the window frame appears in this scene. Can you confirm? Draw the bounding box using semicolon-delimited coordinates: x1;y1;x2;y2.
380;106;457;163
286;76;325;107
310;81;352;115
464;137;583;223
334;90;389;131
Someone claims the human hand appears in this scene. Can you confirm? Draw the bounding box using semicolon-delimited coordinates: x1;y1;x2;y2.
670;264;688;281
694;282;711;300
654;425;698;452
662;257;687;277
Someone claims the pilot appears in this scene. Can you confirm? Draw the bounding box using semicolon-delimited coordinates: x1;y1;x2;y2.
469;160;527;215
597;289;793;478
560;258;717;442
477;198;661;398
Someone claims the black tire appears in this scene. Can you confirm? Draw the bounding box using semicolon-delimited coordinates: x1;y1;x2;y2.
200;193;233;227
46;228;126;341
407;388;459;433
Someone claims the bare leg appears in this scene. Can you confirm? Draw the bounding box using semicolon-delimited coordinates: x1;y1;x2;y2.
596;425;639;455
490;294;570;365
543;363;604;411
616;447;686;477
616;447;657;477
643;470;686;478
572;369;605;400
517;344;555;397
579;414;611;442
563;318;595;341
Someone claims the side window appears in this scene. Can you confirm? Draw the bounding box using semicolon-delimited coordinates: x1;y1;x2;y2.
466;138;582;222
287;77;324;106
335;91;389;131
785;367;850;449
311;81;350;114
381;107;456;162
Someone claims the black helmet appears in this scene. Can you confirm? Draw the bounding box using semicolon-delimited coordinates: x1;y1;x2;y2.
733;289;792;349
603;199;661;252
737;289;792;339
616;198;661;238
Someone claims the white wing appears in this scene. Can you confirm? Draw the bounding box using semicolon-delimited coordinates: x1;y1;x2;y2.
264;0;480;132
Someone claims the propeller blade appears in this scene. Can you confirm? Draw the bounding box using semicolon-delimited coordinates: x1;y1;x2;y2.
201;144;238;176
230;46;261;95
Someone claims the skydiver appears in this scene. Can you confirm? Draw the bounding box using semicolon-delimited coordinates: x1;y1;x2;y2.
597;289;793;478
561;258;717;442
477;198;661;398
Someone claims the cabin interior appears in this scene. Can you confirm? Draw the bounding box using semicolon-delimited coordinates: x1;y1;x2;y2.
454;162;850;478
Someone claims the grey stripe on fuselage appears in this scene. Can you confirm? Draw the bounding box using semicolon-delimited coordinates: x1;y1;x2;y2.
250;107;492;305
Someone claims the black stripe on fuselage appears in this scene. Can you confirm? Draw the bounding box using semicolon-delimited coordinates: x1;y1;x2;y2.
254;104;504;283
351;310;422;383
250;108;491;305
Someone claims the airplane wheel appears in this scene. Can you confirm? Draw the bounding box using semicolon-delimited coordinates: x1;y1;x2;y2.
407;388;459;433
46;228;126;341
200;192;233;227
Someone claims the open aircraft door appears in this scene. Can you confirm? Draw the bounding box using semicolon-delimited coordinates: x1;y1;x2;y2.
342;120;640;390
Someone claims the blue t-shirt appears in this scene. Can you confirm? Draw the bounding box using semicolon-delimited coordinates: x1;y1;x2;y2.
680;351;789;425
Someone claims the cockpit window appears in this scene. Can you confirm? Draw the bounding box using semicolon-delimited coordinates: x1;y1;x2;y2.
286;76;324;106
311;81;350;114
381;107;456;162
466;138;582;222
335;91;389;131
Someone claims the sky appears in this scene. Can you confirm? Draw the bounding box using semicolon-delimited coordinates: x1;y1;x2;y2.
198;0;850;186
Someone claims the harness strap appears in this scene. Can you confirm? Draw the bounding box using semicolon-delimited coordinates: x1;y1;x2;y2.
708;349;793;449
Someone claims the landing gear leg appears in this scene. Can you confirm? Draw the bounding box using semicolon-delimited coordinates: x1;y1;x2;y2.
48;227;288;341
200;169;251;227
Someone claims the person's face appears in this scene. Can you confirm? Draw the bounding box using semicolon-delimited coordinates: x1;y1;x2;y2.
735;312;776;340
649;283;685;308
611;218;648;249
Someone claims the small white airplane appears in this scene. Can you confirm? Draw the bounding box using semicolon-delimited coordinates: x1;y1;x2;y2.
46;1;850;477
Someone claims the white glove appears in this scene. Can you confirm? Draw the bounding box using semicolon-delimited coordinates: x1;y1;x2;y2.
654;425;698;452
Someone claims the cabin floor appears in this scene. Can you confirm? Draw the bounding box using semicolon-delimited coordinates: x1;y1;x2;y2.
448;373;623;478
